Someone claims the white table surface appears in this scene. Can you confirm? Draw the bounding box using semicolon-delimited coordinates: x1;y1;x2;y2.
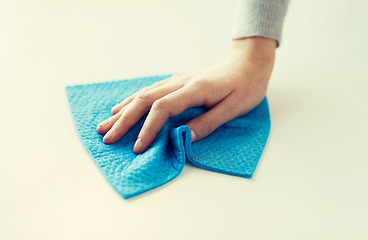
2;0;368;239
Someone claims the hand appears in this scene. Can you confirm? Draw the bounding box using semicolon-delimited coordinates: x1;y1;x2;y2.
97;37;276;154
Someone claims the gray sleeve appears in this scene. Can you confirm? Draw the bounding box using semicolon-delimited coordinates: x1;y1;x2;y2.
231;0;290;47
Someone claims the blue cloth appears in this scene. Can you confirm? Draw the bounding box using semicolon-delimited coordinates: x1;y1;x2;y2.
65;74;271;199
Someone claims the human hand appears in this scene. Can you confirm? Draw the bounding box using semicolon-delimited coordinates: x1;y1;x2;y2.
97;37;276;154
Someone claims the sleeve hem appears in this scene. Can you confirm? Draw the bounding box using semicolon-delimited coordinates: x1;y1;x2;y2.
231;0;289;48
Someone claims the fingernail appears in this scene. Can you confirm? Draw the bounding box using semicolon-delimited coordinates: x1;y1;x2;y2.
133;137;143;153
103;129;115;142
191;130;197;142
98;120;108;128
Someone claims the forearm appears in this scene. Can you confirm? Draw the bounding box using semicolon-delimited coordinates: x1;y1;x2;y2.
232;0;290;47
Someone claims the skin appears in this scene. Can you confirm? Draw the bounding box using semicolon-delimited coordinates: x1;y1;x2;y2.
96;37;276;154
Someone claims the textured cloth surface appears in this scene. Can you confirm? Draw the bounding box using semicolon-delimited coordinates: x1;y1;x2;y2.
65;74;271;199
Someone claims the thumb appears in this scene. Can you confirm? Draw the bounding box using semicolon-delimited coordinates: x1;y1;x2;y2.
185;114;219;142
185;94;240;142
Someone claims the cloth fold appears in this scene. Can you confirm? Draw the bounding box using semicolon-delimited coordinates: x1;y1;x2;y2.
65;74;271;199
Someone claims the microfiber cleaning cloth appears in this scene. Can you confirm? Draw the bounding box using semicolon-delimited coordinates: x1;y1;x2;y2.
65;74;271;199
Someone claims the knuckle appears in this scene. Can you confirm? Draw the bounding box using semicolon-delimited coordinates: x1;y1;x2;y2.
135;92;151;104
193;77;209;88
152;98;170;112
120;115;135;128
185;77;211;93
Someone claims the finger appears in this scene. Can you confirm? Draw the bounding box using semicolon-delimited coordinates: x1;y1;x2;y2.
185;91;244;142
103;83;181;144
111;95;135;115
96;105;128;134
133;86;205;154
111;77;171;114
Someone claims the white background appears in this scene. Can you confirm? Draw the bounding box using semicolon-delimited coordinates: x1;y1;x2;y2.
1;0;368;239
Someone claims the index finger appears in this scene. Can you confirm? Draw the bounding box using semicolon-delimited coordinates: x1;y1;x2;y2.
133;86;204;154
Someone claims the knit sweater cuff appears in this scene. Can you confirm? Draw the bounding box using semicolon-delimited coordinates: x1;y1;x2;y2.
231;0;289;47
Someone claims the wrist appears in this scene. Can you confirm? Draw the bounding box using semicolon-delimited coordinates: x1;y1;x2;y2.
226;37;276;70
